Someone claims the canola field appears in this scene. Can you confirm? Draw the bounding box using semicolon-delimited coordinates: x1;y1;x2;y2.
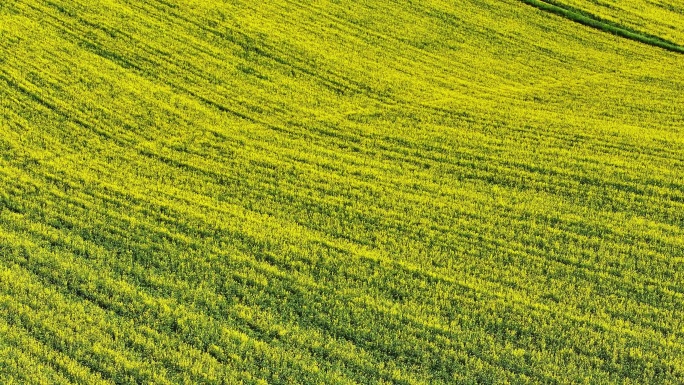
1;0;683;383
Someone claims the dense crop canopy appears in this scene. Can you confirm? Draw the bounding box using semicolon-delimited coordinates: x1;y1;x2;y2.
0;0;683;383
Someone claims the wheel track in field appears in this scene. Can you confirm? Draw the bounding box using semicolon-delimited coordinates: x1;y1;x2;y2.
519;0;684;53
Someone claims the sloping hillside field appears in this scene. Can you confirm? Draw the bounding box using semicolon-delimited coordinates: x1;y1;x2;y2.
1;0;683;383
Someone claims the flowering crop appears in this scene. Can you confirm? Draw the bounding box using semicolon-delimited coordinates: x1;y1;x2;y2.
0;0;683;383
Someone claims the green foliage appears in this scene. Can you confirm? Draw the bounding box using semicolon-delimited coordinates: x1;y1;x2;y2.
0;0;683;384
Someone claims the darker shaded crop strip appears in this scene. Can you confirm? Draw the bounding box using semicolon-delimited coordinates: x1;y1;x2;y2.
518;0;684;54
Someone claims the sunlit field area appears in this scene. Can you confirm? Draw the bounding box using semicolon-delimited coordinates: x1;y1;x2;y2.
1;0;683;383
